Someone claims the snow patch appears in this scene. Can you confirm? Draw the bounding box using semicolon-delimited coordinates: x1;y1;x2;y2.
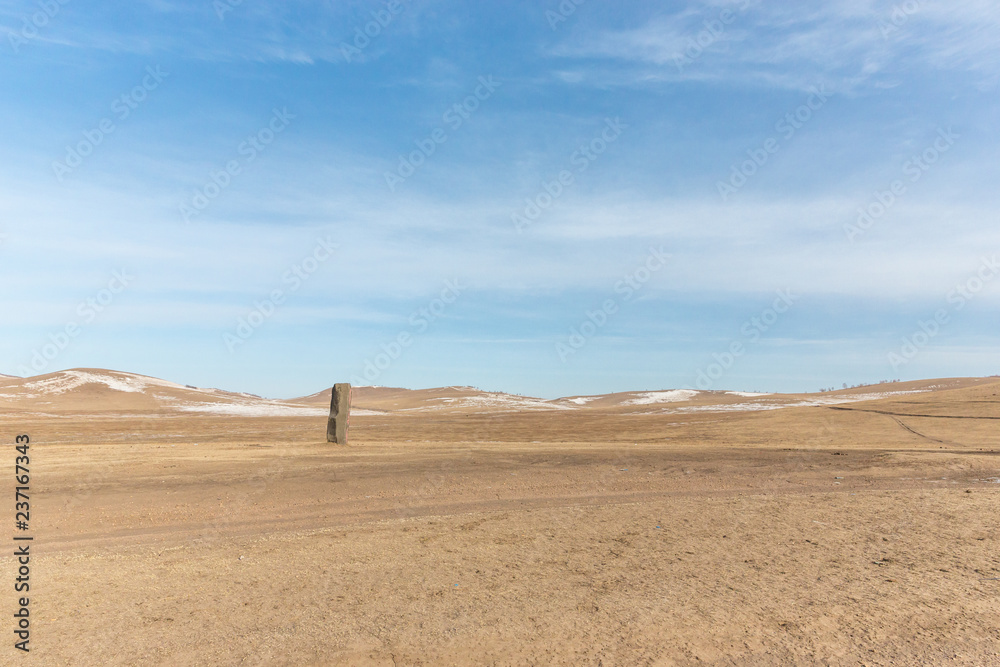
622;390;699;406
564;397;597;405
176;402;329;417
726;391;771;397
21;370;188;395
676;403;782;413
789;390;929;407
435;393;573;411
655;389;934;413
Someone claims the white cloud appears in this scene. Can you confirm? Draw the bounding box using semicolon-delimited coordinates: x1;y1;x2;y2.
548;0;1000;92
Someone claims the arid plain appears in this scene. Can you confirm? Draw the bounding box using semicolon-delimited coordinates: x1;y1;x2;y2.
1;370;998;665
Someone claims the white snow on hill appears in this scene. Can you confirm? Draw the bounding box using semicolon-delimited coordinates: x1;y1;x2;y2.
563;397;598;405
657;390;933;414
175;402;329;417
428;393;574;412
14;370;190;396
173;401;386;417
622;390;700;405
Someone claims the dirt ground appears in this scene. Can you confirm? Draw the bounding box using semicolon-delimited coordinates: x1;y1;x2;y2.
3;380;1000;665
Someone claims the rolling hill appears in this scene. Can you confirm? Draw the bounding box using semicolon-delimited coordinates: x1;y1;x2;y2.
0;368;994;417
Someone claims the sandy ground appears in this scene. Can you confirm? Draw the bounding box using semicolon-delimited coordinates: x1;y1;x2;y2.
2;380;999;665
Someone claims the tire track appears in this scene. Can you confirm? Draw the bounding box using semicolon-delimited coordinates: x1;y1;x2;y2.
828;406;1000;420
888;416;951;445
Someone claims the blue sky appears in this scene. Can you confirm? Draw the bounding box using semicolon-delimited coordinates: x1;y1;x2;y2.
1;0;998;398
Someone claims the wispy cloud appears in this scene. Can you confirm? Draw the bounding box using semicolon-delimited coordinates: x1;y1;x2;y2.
0;0;438;64
548;0;1000;92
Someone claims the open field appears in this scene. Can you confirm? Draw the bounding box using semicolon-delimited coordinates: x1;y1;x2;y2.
2;372;999;665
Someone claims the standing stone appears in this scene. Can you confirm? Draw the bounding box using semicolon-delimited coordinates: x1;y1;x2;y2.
326;383;352;444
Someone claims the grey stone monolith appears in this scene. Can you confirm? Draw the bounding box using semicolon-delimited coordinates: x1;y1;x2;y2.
326;383;351;444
